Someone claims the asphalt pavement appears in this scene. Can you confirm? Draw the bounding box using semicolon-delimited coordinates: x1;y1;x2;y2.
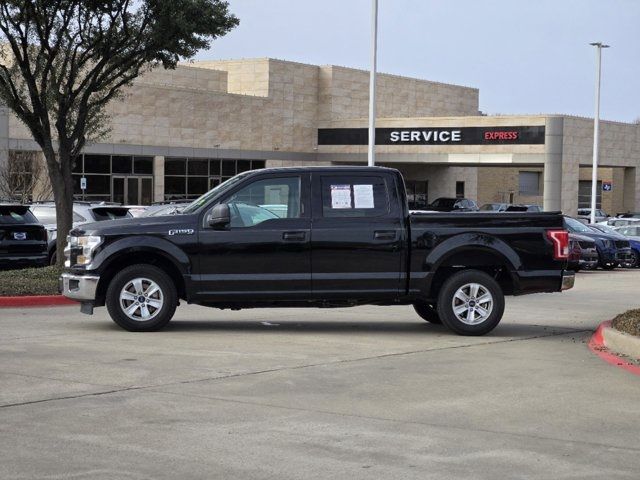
1;270;640;479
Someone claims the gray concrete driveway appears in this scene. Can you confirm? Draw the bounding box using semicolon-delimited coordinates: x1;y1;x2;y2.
1;270;640;479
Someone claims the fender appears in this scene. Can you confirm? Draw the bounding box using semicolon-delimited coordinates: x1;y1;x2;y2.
415;232;522;297
89;235;191;274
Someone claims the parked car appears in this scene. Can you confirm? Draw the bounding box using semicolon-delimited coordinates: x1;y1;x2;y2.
479;203;508;212
614;212;640;219
125;205;148;217
567;233;599;271
30;202;133;265
577;208;609;223
428;197;479;212
504;204;542;212
606;224;640;267
61;166;573;335
142;200;193;217
142;201;192;217
564;216;634;269
0;204;48;270
604;217;640;228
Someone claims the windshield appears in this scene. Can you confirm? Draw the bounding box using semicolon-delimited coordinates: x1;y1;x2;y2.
182;173;251;214
0;206;37;224
564;217;592;233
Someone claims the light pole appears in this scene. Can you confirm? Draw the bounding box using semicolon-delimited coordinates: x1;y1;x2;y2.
367;0;378;167
589;42;609;224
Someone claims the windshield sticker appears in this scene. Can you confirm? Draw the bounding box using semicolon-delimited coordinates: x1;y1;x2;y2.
330;184;352;209
353;184;374;209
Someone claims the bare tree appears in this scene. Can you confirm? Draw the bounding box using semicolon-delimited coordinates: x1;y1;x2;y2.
0;0;238;265
0;150;52;202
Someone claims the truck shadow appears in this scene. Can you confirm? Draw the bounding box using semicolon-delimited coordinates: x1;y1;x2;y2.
154;319;584;338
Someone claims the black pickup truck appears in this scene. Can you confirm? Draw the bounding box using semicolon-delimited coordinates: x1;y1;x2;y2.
61;167;574;335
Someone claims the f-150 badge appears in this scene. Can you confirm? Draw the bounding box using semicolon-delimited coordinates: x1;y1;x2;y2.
168;228;194;236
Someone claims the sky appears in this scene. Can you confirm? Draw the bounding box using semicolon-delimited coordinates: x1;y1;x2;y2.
198;0;640;123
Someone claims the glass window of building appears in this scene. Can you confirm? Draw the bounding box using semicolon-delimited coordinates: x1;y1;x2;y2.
164;157;265;201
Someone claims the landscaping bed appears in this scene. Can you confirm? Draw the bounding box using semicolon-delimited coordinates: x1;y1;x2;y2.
612;309;640;337
0;266;63;296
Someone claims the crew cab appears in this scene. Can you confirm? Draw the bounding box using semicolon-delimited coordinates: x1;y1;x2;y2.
61;167;573;335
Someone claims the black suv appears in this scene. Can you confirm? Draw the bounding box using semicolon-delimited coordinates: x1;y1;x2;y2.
0;204;48;270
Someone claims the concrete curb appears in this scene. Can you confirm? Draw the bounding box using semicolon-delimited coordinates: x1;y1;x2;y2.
603;324;640;362
0;295;77;308
588;321;640;376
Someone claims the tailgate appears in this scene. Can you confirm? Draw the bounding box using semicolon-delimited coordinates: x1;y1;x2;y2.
0;205;47;255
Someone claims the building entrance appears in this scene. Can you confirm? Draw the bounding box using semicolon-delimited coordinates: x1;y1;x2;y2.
112;176;153;205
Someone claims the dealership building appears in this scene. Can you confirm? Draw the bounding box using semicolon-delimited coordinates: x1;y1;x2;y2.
1;57;639;215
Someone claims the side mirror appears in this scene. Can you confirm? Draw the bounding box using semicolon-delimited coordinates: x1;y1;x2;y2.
208;203;230;230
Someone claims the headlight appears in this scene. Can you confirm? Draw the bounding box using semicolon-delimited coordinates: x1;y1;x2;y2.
65;235;102;267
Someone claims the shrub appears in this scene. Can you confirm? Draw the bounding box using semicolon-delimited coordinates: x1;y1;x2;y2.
0;266;62;296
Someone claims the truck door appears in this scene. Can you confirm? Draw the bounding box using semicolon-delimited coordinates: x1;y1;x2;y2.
196;172;312;301
310;172;405;300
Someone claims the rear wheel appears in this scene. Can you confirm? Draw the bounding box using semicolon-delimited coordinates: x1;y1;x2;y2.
413;301;441;324
436;270;505;336
628;250;639;268
106;264;177;332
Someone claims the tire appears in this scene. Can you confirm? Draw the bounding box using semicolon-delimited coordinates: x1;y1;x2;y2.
413;301;442;324
601;263;616;271
106;264;177;332
49;250;57;266
436;269;505;336
629;250;639;268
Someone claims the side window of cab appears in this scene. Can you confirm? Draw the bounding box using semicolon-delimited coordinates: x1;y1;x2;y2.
211;176;303;228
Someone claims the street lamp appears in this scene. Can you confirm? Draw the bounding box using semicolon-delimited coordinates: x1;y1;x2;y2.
367;0;378;167
589;42;609;224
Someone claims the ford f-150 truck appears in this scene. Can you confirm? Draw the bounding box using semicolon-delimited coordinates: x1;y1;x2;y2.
61;167;574;335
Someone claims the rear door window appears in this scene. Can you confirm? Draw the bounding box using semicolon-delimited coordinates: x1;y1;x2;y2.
320;175;389;218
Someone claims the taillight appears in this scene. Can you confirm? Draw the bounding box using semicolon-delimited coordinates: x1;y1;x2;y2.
547;230;569;260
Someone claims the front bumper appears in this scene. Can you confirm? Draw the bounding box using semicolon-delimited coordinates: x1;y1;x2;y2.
561;271;575;291
616;249;634;267
579;249;599;269
60;273;99;301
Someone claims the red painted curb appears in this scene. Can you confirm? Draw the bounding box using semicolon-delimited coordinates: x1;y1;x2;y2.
0;295;77;308
588;320;640;376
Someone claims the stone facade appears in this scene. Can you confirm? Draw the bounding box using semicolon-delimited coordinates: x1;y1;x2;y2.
2;57;639;213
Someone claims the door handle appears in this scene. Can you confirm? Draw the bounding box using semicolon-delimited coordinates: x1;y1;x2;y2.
283;231;306;241
374;230;397;240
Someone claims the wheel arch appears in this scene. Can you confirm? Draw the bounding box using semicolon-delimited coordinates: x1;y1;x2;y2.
95;248;187;306
422;234;521;300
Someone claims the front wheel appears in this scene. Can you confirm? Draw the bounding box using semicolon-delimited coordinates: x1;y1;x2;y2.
106;264;177;332
436;270;505;336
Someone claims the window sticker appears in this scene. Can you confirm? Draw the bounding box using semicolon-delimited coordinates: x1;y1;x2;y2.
330;184;352;209
353;184;374;209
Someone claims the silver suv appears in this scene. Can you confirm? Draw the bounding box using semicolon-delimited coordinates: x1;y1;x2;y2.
30;202;132;264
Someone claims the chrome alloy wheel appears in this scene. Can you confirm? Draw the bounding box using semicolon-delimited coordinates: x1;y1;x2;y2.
451;283;494;325
119;277;164;322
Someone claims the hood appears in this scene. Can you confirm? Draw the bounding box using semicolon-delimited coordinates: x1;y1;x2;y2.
70;213;196;236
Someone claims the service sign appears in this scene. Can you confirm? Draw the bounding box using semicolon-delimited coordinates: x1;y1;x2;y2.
318;126;545;146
